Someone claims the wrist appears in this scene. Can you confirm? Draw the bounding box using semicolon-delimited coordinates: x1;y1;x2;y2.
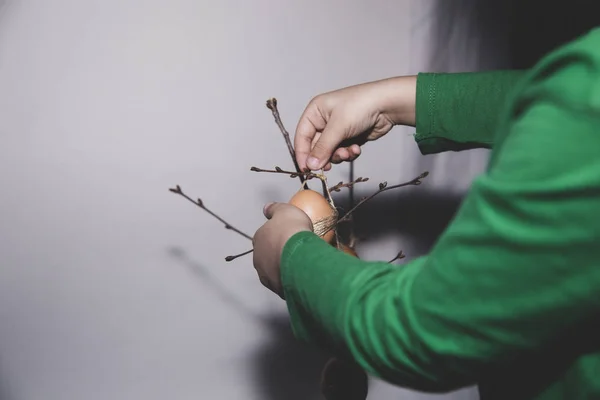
377;75;417;127
278;227;312;264
280;231;317;291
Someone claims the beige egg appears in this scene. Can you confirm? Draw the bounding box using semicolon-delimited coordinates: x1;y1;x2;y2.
289;189;336;243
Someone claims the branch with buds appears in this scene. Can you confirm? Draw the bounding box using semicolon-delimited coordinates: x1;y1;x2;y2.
249;166;318;179
266;98;307;188
389;251;406;263
168;185;254;261
329;177;369;192
250;166;370;193
168;185;252;241
337;172;429;224
169;97;430;400
169;98;428;263
190;170;427;262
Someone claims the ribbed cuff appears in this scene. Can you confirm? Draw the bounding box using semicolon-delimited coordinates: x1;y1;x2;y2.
415;72;442;155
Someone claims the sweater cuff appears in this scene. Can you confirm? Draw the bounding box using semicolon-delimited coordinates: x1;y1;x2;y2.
415;72;443;155
415;72;475;155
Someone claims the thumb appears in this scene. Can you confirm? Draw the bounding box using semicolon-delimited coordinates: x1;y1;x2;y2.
263;202;292;219
306;115;347;171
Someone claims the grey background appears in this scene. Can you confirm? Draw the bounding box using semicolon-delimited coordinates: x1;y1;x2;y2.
1;0;595;399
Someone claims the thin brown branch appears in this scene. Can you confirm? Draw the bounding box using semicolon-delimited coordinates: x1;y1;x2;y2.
266;98;307;188
250;166;317;179
388;251;406;263
225;249;253;262
251;166;336;207
348;233;358;248
337;171;429;224
335;230;343;251
251;166;334;206
169;185;253;241
349;161;356;207
329;177;369;192
319;168;335;208
346;161;357;247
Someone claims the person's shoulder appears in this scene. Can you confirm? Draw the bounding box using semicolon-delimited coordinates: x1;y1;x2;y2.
486;28;600;184
567;27;600;55
537;27;600;64
516;27;600;113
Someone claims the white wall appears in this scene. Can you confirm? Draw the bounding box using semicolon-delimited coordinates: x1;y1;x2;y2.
0;1;489;399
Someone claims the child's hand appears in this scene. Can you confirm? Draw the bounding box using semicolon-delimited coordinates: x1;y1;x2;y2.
252;202;313;298
294;75;417;171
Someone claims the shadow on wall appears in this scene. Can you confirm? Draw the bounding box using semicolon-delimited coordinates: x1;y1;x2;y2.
167;247;330;400
333;188;464;257
428;0;600;71
0;361;12;400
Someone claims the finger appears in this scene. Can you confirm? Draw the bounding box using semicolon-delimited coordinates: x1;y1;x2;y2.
263;202;277;219
331;147;351;164
257;273;273;292
347;145;361;162
295;103;326;171
323;162;332;171
346;153;360;163
310;131;321;149
307;114;347;170
263;202;296;219
349;144;361;156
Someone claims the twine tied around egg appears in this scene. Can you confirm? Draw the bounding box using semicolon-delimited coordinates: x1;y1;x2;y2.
312;209;339;238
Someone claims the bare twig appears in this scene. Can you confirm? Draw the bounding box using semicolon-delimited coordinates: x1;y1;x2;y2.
337;171;429;224
346;161;358;247
388;251;406;263
266;98;307;188
169;185;253;241
251;166;333;205
348;234;358;248
329;177;369;192
250;166;317;179
349;161;356;207
225;249;254;262
319;168;336;208
334;230;343;251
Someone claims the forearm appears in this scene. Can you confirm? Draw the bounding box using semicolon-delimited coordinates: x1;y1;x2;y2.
281;234;456;391
281;234;472;392
413;70;525;154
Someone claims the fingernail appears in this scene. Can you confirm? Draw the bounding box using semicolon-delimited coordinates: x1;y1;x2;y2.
307;157;320;170
263;202;274;216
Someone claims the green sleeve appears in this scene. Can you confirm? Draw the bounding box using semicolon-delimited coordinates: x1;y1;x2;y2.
414;70;525;155
281;29;600;392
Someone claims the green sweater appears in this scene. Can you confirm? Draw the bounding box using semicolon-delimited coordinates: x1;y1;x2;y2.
280;28;600;400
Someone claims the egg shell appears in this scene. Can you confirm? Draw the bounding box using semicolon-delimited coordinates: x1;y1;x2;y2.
340;243;359;258
289;189;336;243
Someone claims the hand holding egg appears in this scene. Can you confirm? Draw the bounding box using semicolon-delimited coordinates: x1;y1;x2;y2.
252;197;314;298
252;188;345;297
